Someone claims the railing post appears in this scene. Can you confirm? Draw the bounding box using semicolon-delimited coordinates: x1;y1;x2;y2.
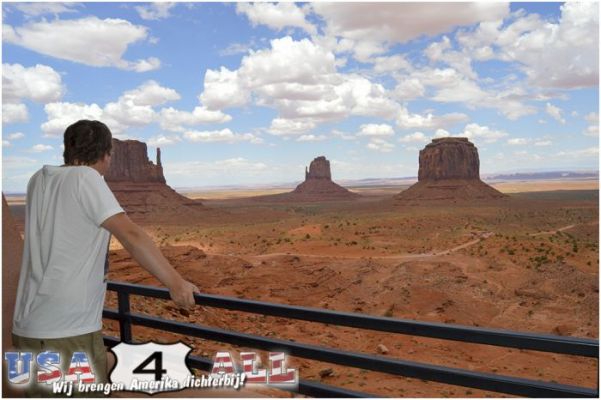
117;291;133;343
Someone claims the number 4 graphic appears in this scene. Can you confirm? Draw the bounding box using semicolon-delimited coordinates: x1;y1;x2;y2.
110;342;193;394
132;351;167;381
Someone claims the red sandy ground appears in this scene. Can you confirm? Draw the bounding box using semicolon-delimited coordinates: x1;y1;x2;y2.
98;189;598;398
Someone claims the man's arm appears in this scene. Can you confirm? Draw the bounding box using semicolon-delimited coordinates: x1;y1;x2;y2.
102;212;199;308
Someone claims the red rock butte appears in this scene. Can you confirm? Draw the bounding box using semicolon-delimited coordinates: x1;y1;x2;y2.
105;139;205;221
287;156;359;201
396;137;506;201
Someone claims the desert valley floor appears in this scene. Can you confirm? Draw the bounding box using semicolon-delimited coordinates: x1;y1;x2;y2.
7;181;599;397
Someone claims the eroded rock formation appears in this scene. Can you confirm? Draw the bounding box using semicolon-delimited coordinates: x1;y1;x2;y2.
105;139;205;221
105;139;165;183
292;156;358;200
396;138;506;201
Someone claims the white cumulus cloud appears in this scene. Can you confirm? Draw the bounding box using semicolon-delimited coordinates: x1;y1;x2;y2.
4;17;160;71
200;36;401;133
3;103;28;124
41;81;190;137
357;123;394;137
267;118;317;137
461;123;508;143
457;2;598;89
396;106;468;130
147;134;182;147
42;102;104;137
237;3;316;35
3;63;65;103
159;107;232;132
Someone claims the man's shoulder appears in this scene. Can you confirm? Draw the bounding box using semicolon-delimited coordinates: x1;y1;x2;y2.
59;166;104;185
73;166;102;179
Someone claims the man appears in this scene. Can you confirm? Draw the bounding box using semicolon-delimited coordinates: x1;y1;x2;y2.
12;120;199;396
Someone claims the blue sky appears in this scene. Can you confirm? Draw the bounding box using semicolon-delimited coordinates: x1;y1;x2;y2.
2;2;599;192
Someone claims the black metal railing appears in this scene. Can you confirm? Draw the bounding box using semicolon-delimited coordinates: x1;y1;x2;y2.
103;281;599;398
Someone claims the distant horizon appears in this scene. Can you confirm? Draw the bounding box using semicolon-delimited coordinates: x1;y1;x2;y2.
3;167;598;196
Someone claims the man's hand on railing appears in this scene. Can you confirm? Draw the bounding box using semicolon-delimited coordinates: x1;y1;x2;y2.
168;278;200;309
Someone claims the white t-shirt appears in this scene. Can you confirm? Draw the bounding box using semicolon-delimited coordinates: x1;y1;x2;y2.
12;165;124;338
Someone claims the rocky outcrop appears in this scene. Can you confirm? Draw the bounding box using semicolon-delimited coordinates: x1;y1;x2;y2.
396;138;506;202
105;139;205;222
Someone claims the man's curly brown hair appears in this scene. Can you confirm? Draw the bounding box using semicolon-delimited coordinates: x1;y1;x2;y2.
63;120;112;165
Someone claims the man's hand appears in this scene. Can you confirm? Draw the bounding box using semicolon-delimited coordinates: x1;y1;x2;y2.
169;279;200;309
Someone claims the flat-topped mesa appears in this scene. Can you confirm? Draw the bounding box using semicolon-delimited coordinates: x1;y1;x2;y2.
305;156;332;180
105;139;165;183
396;137;506;201
418;137;479;181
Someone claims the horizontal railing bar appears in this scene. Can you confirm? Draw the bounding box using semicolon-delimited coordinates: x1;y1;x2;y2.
103;335;374;398
108;311;597;397
106;281;599;358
